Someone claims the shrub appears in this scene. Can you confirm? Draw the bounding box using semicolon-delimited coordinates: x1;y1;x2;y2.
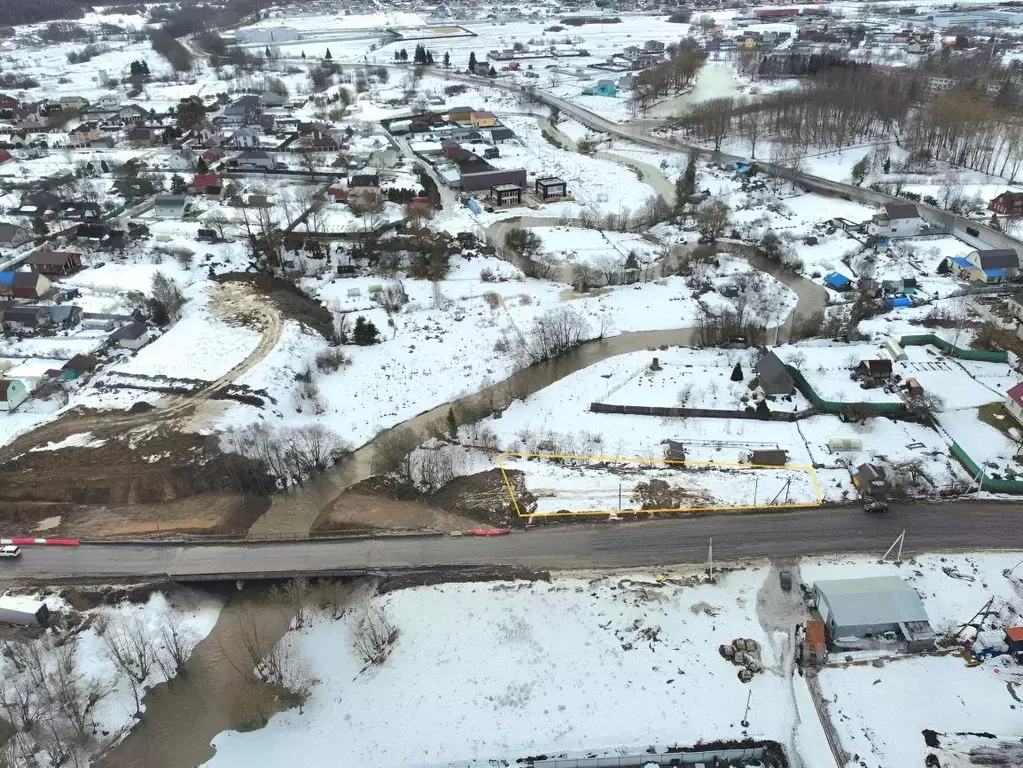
315;347;351;373
484;291;501;309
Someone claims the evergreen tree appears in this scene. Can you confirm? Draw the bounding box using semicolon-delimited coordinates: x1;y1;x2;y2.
850;155;870;186
468;51;477;72
426;49;434;65
100;159;109;173
32;217;47;236
325;48;332;60
264;45;271;59
301;50;306;59
488;65;496;77
443;51;450;67
170;174;188;195
883;157;891;174
394;50;400;61
197;156;209;174
731;363;743;382
353;316;380;346
446;407;458;439
756;399;769;418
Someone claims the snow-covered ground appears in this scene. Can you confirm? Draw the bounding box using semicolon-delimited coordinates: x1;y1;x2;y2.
204;551;1023;768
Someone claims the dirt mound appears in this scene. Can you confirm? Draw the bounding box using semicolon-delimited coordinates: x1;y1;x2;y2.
217;272;334;340
430;468;534;527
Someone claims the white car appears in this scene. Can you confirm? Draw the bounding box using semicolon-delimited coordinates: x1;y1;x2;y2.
0;545;21;558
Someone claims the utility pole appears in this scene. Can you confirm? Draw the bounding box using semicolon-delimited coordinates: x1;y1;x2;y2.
741;689;752;729
880;530;906;563
707;537;714;581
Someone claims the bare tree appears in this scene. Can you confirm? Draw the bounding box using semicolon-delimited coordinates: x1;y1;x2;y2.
521;306;591;363
351;605;399;666
157;615;198;677
371;425;420;483
151;271;186;320
102;617;158;711
271;578;310;629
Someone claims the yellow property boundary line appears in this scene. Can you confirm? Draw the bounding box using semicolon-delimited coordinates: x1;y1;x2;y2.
497;451;823;518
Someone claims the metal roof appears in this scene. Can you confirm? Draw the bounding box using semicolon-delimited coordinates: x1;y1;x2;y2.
814;576;929;627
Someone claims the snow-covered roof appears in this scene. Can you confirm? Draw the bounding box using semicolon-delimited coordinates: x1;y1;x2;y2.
814;576;929;628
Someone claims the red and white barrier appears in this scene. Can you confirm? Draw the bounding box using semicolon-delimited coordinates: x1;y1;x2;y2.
0;538;79;546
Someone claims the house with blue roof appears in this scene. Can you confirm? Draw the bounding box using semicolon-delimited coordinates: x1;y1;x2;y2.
955;248;1020;282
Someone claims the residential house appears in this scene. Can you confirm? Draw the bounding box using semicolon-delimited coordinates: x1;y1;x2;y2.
470;111;497;128
617;73;638;91
595;79;617;97
232;148;275;171
2;305;50;331
153;195;187;219
190;173;224;198
0;149;11;165
60;202;101;220
490;127;516;144
126;125;159;146
535;176;567;200
0;94;18;114
220;94;261;126
643;40;665;53
473;62;492;76
986;192;1023;216
201;147;225;164
108;321;150;350
1005;382;1023;427
56;96;88;111
82;312;131;331
963;248;1020;282
0;271;51;299
229;127;261;148
989;191;1023;215
483;146;500;159
348;174;381;206
25;250;82;276
0;223;33;248
0;379;27;410
631;53;663;70
854;462;889;494
459;166;527;192
112;104;149;126
67;123;101;147
756;351;795;396
869;203;922;238
856;359;894;380
163;152;193;172
622;45;642;60
368;147;400;169
448;106;473;122
44;304;81;328
259;92;285;108
490;183;521;206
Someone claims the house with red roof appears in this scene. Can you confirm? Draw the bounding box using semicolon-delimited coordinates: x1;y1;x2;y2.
190;173;223;199
1005;381;1023;426
0;149;11;165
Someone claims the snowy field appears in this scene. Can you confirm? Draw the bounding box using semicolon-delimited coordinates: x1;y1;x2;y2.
205;551;1023;768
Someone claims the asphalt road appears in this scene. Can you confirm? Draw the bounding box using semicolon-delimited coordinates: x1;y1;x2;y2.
4;502;1021;583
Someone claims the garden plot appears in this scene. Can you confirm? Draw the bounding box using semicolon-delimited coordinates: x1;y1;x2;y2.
501;454;820;515
771;343;903;406
207;568;802;768
531;226;662;269
598;348;810;412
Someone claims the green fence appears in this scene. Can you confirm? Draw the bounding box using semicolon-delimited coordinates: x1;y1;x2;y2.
950;442;1023;494
785;365;906;416
900;334;1008;363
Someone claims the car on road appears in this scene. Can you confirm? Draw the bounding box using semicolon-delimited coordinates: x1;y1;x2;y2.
863;498;889;514
0;545;21;558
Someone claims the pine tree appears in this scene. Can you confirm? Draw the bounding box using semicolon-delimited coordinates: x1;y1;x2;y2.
100;159;109;173
468;51;477;72
353;316;379;346
394;50;400;61
731;362;743;382
325;48;332;60
756;399;769;417
301;50;306;59
197;157;208;174
170;174;187;195
426;49;434;65
488;65;496;77
264;46;271;59
443;51;450;67
446;407;458;439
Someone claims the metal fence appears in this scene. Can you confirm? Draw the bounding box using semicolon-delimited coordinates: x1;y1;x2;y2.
528;748;767;768
590;402;816;422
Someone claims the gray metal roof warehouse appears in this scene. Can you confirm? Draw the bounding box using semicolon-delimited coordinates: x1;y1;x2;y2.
812;576;931;641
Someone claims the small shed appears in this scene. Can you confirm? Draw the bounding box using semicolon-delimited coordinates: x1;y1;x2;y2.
535;176;567;200
749;449;787;466
109;321;149;350
1007;627;1023;657
490;183;521;206
0;379;28;411
663;440;686;463
803;620;826;665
